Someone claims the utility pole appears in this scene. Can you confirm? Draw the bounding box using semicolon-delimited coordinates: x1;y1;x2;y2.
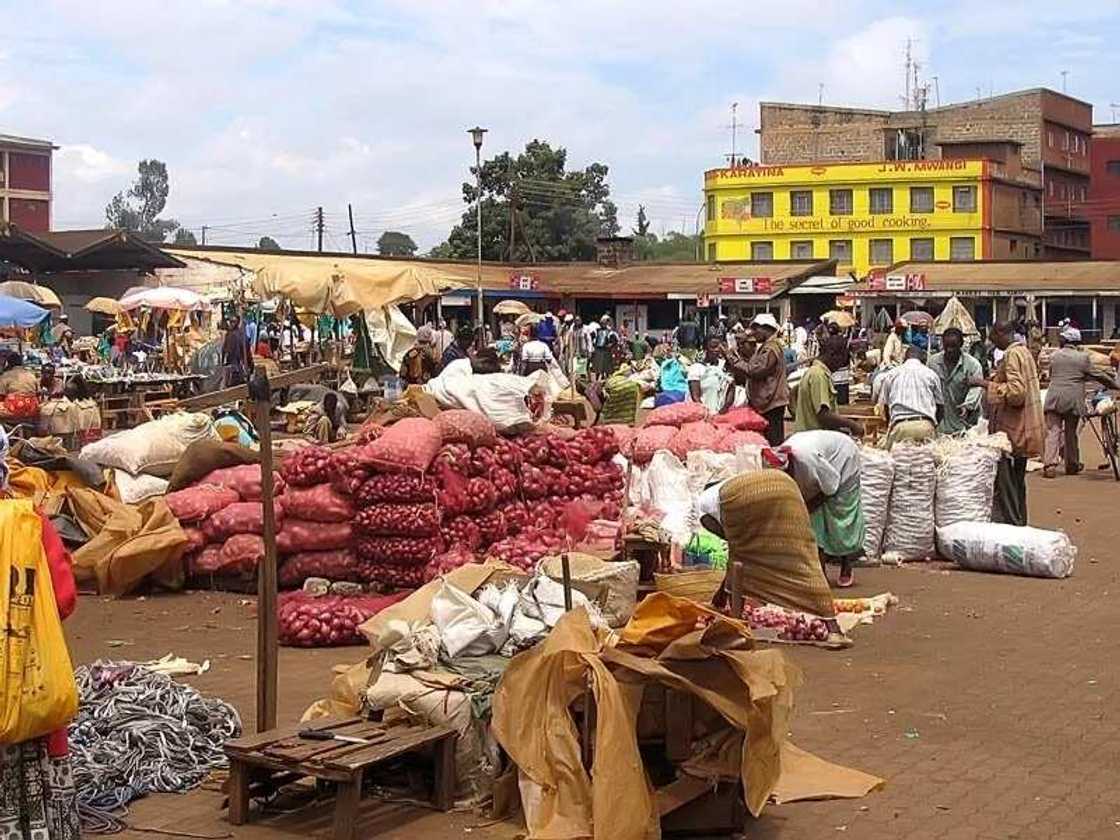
347;204;358;255
315;206;324;253
201;225;207;246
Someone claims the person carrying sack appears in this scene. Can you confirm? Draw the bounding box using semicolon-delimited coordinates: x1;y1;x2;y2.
0;429;81;840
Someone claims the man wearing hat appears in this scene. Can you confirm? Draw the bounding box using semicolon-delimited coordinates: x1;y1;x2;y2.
1042;323;1120;478
736;313;789;445
400;325;439;385
881;318;907;369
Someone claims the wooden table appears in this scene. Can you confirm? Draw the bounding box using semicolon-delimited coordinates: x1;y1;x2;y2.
224;716;456;840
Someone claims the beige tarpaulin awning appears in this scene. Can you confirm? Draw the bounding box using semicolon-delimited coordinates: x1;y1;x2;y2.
164;249;472;316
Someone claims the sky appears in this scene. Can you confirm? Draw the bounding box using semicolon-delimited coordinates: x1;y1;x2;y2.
3;0;1119;252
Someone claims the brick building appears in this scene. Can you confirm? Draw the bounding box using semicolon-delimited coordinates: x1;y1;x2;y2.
0;134;54;233
1086;123;1120;259
758;88;1092;260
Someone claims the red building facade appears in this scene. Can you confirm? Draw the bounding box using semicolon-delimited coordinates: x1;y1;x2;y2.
0;134;54;233
1086;124;1120;259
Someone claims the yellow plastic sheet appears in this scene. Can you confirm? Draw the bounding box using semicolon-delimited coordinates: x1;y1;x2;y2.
0;500;78;742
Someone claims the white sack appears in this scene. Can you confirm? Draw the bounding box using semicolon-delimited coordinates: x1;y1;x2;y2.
538;555;640;628
80;412;218;477
646;451;694;545
424;363;554;432
936;521;1076;579
859;447;894;560
934;442;1002;528
429;581;508;658
113;470;169;505
882;442;936;560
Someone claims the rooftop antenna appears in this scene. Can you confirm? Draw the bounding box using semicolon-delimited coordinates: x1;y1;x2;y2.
903;38;912;109
818;82;824;106
931;75;941;108
1112;103;1120;123
727;101;740;167
1060;70;1069;93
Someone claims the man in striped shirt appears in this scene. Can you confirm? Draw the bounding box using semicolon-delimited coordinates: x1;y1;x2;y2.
874;346;943;450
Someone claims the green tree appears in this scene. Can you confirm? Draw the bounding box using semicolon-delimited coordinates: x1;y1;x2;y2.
633;205;650;237
104;159;181;242
441;140;618;262
257;236;281;250
427;241;455;259
377;230;418;257
635;230;701;262
172;228;197;245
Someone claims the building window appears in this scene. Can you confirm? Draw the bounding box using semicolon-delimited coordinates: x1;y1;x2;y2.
1106;161;1120;176
829;189;853;215
790;240;814;259
707;242;717;261
790;190;813;216
1010;238;1018;253
1047;130;1054;148
910;237;935;260
953;185;977;212
1061;130;1069;151
1108;216;1120;232
869;239;893;265
751;192;773;218
869;188;893;214
949;237;975;261
829;239;853;263
751;241;774;261
706;194;715;222
910;186;934;213
1048;180;1055;197
1080;186;1086;201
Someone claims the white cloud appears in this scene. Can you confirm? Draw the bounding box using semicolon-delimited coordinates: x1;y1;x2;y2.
3;1;1119;247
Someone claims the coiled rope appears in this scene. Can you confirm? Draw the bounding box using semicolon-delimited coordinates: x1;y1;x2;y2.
70;661;242;834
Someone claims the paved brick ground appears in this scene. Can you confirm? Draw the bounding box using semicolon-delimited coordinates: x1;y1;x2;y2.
66;461;1120;839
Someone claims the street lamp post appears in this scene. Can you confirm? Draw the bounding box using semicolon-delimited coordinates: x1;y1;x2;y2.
468;127;488;331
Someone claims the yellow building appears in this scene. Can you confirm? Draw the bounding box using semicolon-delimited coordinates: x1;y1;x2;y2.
703;158;1042;277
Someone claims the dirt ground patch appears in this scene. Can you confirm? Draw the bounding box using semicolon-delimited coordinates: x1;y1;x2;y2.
68;450;1120;839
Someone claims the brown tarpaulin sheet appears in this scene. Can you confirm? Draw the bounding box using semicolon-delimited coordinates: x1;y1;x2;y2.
67;487;189;595
492;593;882;840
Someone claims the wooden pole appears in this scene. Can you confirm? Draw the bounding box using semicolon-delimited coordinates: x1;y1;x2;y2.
250;368;279;733
729;560;743;619
561;553;573;611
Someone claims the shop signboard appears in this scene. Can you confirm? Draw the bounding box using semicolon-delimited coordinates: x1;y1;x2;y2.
717;276;773;294
509;273;539;291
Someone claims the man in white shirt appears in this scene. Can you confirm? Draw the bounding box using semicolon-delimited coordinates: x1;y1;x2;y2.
765;430;864;587
874;346;943;450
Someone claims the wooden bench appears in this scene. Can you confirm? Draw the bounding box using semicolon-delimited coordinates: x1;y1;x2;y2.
224;716;456;840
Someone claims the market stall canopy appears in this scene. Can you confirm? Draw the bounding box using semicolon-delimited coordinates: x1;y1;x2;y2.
0;280;61;308
821;310;856;328
0;294;49;328
119;286;211;312
163;248;471;317
493;299;532;316
899;310;934;327
933;295;979;337
0;225;184;273
85;297;124;316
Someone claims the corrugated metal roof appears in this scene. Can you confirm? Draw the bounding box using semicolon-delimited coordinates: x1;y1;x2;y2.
853;260;1120;294
0;226;184;272
0;134;56;151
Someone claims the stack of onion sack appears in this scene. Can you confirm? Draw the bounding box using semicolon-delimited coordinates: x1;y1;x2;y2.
629;403;770;465
165;464;286;586
345;418;445;590
277;589;409;647
272;446;360;588
478;426;624;572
